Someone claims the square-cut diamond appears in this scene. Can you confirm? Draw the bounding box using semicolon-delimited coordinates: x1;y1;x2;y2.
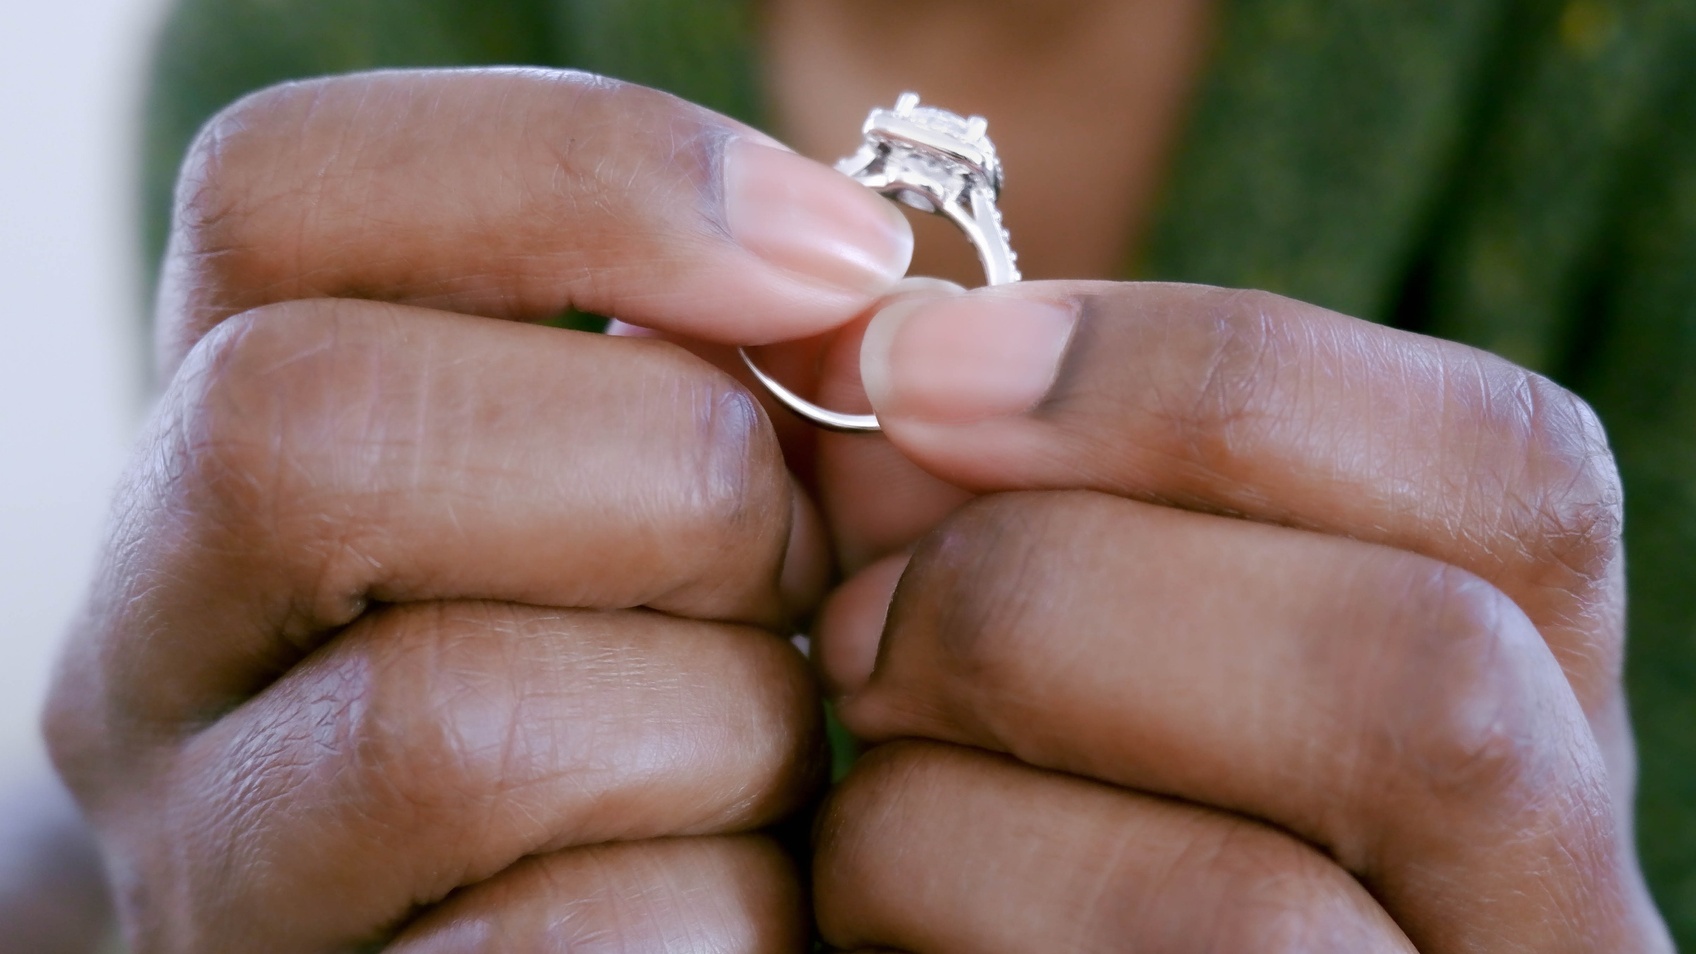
863;94;1002;193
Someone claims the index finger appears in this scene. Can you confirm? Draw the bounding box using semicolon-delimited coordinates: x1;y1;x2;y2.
56;299;817;730
858;281;1624;714
156;67;913;374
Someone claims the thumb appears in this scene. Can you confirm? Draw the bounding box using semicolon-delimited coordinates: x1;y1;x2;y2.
803;278;976;573
613;277;973;574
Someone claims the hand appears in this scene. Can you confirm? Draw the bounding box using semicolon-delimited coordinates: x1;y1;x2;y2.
43;68;917;952
805;281;1674;951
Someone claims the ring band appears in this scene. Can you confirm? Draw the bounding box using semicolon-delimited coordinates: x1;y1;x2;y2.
739;92;1020;433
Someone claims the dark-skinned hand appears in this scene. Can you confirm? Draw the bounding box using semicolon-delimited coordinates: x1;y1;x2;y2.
45;67;1674;953
45;68;915;952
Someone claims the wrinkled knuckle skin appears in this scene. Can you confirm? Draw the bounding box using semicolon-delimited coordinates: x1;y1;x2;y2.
160;302;379;629
45;303;352;787
163;312;291;549
31;310;376;951
1376;562;1566;813
640;345;793;620
79;593;375;952
677;362;787;548
1514;373;1624;595
165;607;502;945
1173;823;1372;954
321;613;482;837
165;79;337;332
164;305;321;545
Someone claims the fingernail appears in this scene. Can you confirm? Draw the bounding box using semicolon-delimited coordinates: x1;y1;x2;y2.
725;139;913;296
861;292;1079;423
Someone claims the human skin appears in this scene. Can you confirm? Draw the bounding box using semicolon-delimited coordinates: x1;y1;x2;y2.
802;280;1671;951
44;70;905;951
42;47;1673;954
762;2;1672;945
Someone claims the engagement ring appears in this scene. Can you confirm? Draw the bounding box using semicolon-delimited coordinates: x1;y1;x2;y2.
740;92;1020;433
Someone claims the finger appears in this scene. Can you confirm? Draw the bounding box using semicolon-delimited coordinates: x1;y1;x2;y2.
858;281;1624;713
821;492;1660;953
816;742;1412;954
158;602;823;950
389;836;805;954
156;67;912;373
48;298;821;735
613;277;973;571
806;288;975;571
813;551;908;698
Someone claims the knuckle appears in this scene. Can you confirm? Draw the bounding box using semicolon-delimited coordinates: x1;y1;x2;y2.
184;693;365;935
219;607;487;844
41;638;184;795
162;304;330;530
1513;373;1623;587
43;304;355;768
681;373;785;543
1184;824;1356;954
159;301;378;627
1380;561;1563;806
338;619;489;830
630;343;792;606
182;609;514;936
171;79;332;291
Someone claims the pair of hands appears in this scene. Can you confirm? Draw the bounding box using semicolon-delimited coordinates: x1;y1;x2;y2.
45;69;1671;952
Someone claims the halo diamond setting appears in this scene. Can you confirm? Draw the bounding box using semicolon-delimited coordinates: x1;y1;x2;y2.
740;92;1021;433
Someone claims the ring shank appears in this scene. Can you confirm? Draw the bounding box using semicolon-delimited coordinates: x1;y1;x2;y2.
739;170;1019;433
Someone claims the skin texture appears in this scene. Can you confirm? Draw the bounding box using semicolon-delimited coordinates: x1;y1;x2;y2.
44;69;907;952
804;282;1673;952
44;63;1674;953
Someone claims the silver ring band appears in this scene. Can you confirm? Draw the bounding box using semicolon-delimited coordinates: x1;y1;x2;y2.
739;93;1020;434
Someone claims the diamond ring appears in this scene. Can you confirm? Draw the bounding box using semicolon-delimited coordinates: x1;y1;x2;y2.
739;92;1021;433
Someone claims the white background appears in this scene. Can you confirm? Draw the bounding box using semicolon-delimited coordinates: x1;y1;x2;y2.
0;0;164;782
